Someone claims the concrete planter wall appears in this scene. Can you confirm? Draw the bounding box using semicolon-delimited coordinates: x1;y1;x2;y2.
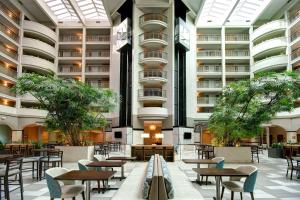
214;147;251;163
55;146;94;162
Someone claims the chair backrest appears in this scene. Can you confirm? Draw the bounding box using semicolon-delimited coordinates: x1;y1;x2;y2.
209;157;225;169
45;167;70;198
78;159;91;171
235;165;258;192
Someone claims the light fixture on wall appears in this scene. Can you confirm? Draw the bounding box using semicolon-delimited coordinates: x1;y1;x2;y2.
149;125;156;131
155;133;164;138
141;133;150;138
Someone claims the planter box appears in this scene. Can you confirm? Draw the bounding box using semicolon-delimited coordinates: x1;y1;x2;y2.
55;146;94;162
268;148;283;158
214;147;251;163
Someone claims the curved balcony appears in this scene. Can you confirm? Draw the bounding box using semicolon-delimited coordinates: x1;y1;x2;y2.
21;55;55;73
138;107;168;119
22;37;56;58
253;55;287;73
138;89;167;102
252;20;286;41
252;37;287;57
23;20;57;43
139;13;167;30
139;51;168;66
139;32;168;48
139;70;167;84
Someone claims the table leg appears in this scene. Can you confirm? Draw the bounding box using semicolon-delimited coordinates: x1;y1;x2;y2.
85;180;91;200
215;176;221;200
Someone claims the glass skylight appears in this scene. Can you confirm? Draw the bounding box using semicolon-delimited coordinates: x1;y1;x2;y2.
197;0;272;26
44;0;108;22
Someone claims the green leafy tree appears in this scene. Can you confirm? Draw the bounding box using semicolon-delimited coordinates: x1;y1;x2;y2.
13;73;117;146
208;71;300;146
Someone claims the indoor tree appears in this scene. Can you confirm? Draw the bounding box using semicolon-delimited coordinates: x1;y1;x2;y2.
208;71;300;146
13;73;117;146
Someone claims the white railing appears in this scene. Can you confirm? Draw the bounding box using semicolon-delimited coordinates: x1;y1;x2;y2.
225;34;249;41
197;50;221;57
292;48;300;60
197;34;221;41
138;89;166;98
59;35;82;42
86;35;110;42
58;50;81;57
197;65;222;72
0;64;17;78
197;81;222;88
197;97;217;104
85;65;110;72
226;50;249;56
86;50;110;57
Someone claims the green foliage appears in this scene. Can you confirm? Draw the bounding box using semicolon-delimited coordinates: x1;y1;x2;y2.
271;143;283;149
13;73;117;146
208;71;300;146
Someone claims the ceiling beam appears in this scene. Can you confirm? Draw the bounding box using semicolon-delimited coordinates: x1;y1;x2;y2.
66;0;86;24
222;0;240;25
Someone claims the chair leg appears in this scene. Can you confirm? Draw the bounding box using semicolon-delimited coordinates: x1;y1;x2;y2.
82;191;85;200
231;191;234;200
240;192;243;200
221;187;225;199
250;192;254;200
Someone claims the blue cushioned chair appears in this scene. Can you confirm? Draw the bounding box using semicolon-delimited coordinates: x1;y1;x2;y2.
221;165;258;200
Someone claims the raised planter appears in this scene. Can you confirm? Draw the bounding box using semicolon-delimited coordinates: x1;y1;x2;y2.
55;146;94;162
214;147;251;163
268;148;283;158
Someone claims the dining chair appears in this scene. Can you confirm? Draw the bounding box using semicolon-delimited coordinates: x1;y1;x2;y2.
45;167;85;200
286;156;300;180
0;157;24;200
221;165;258;200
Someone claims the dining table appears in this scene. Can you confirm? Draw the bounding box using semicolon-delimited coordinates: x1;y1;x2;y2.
193;168;248;200
55;170;116;200
87;161;127;180
182;159;218;184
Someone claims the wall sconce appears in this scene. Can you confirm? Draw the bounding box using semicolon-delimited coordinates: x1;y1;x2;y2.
155;133;164;138
141;133;150;138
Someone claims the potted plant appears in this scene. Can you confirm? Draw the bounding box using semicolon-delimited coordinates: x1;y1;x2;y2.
268;143;284;158
208;72;300;162
13;73;117;161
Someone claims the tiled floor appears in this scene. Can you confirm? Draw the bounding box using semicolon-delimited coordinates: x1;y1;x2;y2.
8;146;300;200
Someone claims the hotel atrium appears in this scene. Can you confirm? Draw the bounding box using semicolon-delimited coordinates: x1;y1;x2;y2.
0;0;299;200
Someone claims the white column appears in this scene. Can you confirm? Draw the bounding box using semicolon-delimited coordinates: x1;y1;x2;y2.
286;131;297;143
12;130;22;142
265;127;270;148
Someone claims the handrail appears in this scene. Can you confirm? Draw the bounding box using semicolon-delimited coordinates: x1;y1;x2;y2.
138;89;167;98
139;70;167;79
0;64;17;78
86;35;110;42
0;21;19;41
140;13;167;24
139;32;168;42
139;51;168;60
0;1;20;24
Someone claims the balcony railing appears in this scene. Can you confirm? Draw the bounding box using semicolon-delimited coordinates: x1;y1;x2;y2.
226;50;249;57
85;65;110;72
0;85;15;97
140;13;167;25
197;50;221;57
197;65;222;72
58;66;82;73
86;50;110;57
290;9;300;23
292;48;300;60
139;50;168;60
0;22;19;41
225;34;249;41
197;34;221;41
86;80;109;88
197;97;217;104
139;70;167;79
59;35;82;42
58;50;82;57
291;30;300;42
138;89;166;98
226;65;250;72
197;81;222;88
86;35;110;42
0;1;20;24
139;32;168;42
0;64;17;78
0;43;18;59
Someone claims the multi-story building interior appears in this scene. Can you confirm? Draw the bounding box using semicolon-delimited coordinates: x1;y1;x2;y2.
0;0;299;146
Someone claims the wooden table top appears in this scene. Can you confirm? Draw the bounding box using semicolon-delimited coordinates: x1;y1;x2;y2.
193;168;249;177
87;161;126;167
182;159;218;164
107;156;136;161
55;170;116;181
